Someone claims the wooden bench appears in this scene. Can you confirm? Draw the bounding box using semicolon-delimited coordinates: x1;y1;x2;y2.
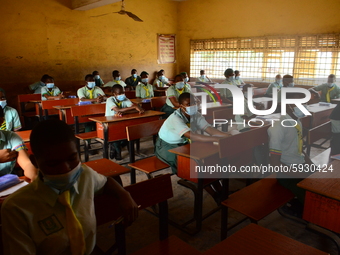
217;126;294;239
94;174;200;255
17;94;41;129
41;98;79;119
71;103;106;162
204;223;328;255
150;96;167;111
126;119;169;184
306;121;332;156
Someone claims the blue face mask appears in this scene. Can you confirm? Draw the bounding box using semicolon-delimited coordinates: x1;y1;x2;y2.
141;78;149;83
87;82;95;89
235;76;240;80
276;79;282;84
184;77;189;83
288;82;294;87
43;163;82;193
0;100;7;109
293;107;305;119
201;75;206;79
228;76;234;81
328;83;334;88
115;77;121;81
132;74;137;78
46;83;54;89
176;82;185;89
117;94;126;101
185;105;198;116
94;75;100;80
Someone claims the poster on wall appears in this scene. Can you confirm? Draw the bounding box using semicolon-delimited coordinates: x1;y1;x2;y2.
157;34;176;64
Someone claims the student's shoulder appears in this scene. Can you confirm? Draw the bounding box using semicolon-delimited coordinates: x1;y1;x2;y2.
2;182;36;209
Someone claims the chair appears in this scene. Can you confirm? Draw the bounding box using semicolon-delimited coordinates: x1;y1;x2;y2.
41;98;79;120
17;94;41;129
150;96;167;111
125;91;136;99
212;108;234;132
126;119;169;184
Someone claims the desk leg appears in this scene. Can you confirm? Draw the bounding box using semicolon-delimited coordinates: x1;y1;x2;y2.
129;140;136;184
103;123;109;159
61;109;66;122
38;104;43;122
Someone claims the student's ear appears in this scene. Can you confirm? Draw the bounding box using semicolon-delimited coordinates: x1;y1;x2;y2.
29;154;38;168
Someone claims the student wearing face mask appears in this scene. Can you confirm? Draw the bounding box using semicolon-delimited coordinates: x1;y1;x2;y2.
41;77;64;101
196;70;212;83
220;68;237;104
234;70;245;86
265;74;283;97
160;74;192;119
0;88;21;131
28;74;50;94
153;70;170;90
125;69;141;90
77;74;105;103
105;85;144;160
1;119;138;255
180;72;192;90
104;70;127;89
276;74;295;109
135;71;154;98
92;70;104;87
309;74;340;103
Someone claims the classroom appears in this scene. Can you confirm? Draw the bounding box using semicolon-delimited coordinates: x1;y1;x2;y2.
1;0;340;254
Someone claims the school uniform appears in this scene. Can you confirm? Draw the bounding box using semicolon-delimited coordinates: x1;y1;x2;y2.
41;86;62;101
234;77;245;86
196;76;211;83
1;164;107;255
125;76;141;89
220;78;238;100
268;114;306;203
153;78;169;90
312;83;340;102
0;131;26;176
103;80;127;88
160;85;191;119
155;108;210;173
1;106;22;131
94;77;104;87
29;81;45;94
77;86;105;99
135;83;154;98
266;81;283;96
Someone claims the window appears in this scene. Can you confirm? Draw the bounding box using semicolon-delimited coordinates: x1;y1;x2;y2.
190;34;340;86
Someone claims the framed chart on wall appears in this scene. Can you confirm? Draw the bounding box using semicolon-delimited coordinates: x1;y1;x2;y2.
157;34;176;64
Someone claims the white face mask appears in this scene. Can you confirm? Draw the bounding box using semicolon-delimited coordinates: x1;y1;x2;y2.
46;83;54;89
0;100;7;109
328;83;334;88
175;82;185;89
201;75;206;79
87;82;95;89
94;75;100;80
141;78;149;83
115;77;121;81
185;105;198;116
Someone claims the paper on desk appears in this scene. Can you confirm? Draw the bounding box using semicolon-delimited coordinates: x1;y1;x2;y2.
331;154;340;160
0;181;29;197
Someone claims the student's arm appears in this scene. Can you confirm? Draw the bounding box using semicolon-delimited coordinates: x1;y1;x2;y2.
309;87;321;99
182;130;221;143
169;96;180;108
43;92;64;100
0;149;18;163
204;126;231;138
17;149;38;181
135;86;141;98
103;177;138;226
221;96;233;104
112;104;144;117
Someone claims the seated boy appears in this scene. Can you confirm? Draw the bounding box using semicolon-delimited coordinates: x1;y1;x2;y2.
309;74;340;103
196;70;212;83
92;70;104;87
0;107;37;180
77;74;106;103
180;72;192;91
41;77;64;101
135;71;154;98
234;70;245;86
105;84;144;160
28;74;50;94
265;74;283;97
1;119;138;255
0;88;22;131
153;70;170;90
160;74;192;119
125;69;141;90
156;92;230;174
104;70;127;89
220;68;237;104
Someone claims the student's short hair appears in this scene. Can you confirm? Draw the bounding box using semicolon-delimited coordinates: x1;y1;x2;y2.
180;72;188;76
0;106;4;118
140;71;149;76
131;69;137;73
30;119;76;157
112;84;123;94
85;74;93;80
224;68;234;76
174;74;182;81
178;92;194;105
200;70;205;73
283;74;293;79
41;74;50;82
112;70;119;77
92;71;99;76
329;74;336;79
0;88;6;97
235;70;240;75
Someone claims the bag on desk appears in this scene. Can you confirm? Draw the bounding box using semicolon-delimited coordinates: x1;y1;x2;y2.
78;101;92;106
0;174;21;192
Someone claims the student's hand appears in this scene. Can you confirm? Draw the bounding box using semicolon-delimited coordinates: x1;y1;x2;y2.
0;149;18;163
118;191;139;227
115;111;123;117
97;95;104;103
135;105;144;114
58;93;65;99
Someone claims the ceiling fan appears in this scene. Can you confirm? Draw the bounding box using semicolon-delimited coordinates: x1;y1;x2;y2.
113;0;143;22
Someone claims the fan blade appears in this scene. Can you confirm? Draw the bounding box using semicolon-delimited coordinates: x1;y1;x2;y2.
126;11;143;22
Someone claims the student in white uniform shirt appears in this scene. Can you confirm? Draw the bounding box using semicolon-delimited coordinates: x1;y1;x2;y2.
104;70;127;88
266;74;283;97
180;72;192;90
41;77;64;101
1;119;138;255
196;70;212;83
234;70;245;86
135;71;154;98
0;88;22;131
92;70;104;87
28;74;50;94
153;70;170;90
309;74;340;103
77;74;106;103
220;68;238;104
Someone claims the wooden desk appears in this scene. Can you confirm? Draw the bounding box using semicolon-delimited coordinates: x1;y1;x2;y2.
154;90;166;97
15;130;31;142
29;100;43;121
306;103;336;128
252;97;273;109
201;102;232;125
331;98;340;104
89;110;164;159
130;98;152;110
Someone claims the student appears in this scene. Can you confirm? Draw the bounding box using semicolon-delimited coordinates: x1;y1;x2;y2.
1;119;138;255
160;74;192;119
28;74;50;94
156;92;230;174
92;70;104;87
180;72;192;90
41;77;64;101
153;70;170;90
234;70;245;86
266;74;283;97
330;103;340;155
0;107;37;180
0;88;22;131
196;70;212;83
276;74;295;109
125;69;141;90
220;68;237;104
268;98;313;216
309;74;340;103
135;71;154;98
77;74;106;103
104;70;127;88
105;84;144;160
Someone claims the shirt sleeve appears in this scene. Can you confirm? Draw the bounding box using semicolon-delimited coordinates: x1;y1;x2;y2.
54;87;61;96
10;132;26;152
313;84;324;91
12;109;22;131
135;85;141;97
167;86;176;98
268;125;284;155
149;85;154;97
95;87;105;97
172;115;191;138
40;86;48;97
125;99;133;107
77;87;86;98
82;164;107;193
195;113;210;131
